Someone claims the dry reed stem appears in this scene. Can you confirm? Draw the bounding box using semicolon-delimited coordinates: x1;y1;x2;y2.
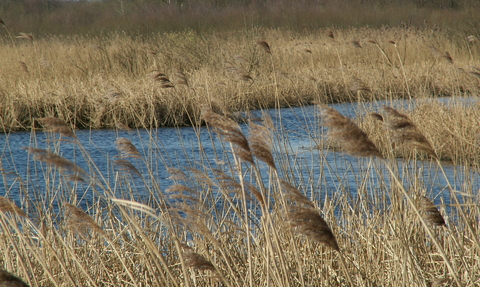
0;197;26;217
382;106;438;159
0;270;30;287
201;106;253;164
64;203;103;236
318;104;383;158
37;117;75;138
419;196;446;227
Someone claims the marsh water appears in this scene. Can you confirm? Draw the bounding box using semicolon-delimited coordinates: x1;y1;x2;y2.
0;98;478;215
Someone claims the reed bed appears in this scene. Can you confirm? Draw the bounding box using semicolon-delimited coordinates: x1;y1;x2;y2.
1;26;479;132
0;98;479;286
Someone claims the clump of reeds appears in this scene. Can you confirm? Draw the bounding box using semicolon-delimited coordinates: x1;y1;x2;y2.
318;104;383;158
0;269;30;287
381;106;437;159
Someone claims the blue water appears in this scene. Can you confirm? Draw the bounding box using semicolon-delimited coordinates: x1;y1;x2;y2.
0;98;478;218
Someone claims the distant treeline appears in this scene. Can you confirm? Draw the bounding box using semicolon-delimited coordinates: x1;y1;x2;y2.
0;0;479;36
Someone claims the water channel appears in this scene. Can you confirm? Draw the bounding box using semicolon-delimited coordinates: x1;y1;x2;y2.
0;98;478;217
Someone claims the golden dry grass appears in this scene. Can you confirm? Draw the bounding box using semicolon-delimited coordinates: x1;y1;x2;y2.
1;26;479;131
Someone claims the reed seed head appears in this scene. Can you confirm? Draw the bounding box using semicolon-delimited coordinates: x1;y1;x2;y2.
24;147;87;175
0;197;26;217
37;117;75;138
318;104;383;158
64;203;103;236
256;40;271;54
249;121;276;169
419;196;446;227
382;106;438;159
289;207;339;251
0;270;30;287
115;138;141;158
202;106;253;164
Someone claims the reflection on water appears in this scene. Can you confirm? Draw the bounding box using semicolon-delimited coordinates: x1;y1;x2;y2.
0;98;478;215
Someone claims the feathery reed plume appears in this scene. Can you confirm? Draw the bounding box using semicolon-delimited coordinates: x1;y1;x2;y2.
23;147;87;175
115;122;131;131
167;167;188;181
280;179;314;208
66;174;87;184
327;30;335;40
16;32;33;41
173;68;188;86
185;167;216;187
419;196;446;227
430;46;453;64
225;61;252;82
248;121;276;169
0;197;26;217
37;117;75;138
381;106;438;158
432;277;449;287
351;40;362;48
64;203;103;236
369;112;384;121
113;159;142;177
151;71;174;88
256;40;271;54
350;77;371;93
182;246;216;272
19;62;28;73
289;207;339;251
201;107;253;164
467;35;478;43
0;270;30;287
245;181;264;206
115;138;141;158
318;104;383;158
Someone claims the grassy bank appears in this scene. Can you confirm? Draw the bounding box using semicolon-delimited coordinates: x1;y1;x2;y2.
0;102;479;286
1;26;479;131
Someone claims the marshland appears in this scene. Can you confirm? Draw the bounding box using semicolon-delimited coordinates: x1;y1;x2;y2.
0;0;480;286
